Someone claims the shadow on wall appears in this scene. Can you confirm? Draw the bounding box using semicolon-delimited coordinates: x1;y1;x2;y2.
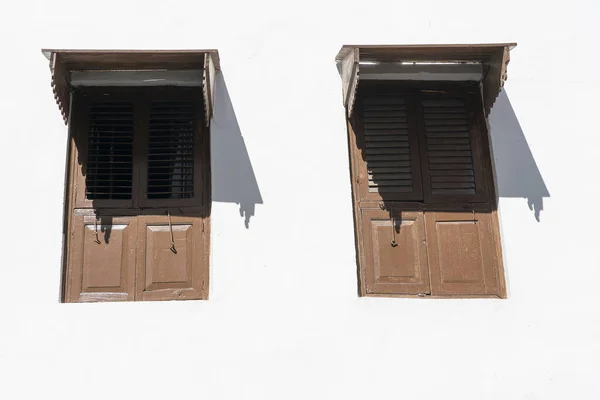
210;72;263;228
488;89;550;221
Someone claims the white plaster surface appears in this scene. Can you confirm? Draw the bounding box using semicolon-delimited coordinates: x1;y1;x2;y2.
0;1;599;399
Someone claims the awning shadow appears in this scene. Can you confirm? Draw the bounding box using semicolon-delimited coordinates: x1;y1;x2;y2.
210;72;263;228
488;89;550;221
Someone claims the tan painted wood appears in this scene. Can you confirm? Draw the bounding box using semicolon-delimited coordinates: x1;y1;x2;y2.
68;215;137;302
425;211;501;297
135;214;207;301
346;118;368;296
361;208;430;295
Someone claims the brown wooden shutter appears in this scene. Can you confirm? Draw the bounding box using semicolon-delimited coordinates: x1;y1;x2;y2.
349;84;505;298
361;208;430;295
135;214;207;301
139;96;205;209
65;88;210;303
147;101;196;199
425;210;501;296
356;93;423;202
417;94;489;203
86;102;134;200
72;96;135;209
68;215;137;302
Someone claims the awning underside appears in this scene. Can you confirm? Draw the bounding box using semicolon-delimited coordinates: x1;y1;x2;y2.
335;43;516;116
43;49;220;125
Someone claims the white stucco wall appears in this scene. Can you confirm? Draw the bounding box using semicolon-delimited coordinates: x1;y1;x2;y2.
1;1;599;399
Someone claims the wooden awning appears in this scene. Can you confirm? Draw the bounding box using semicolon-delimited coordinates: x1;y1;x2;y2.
42;49;220;125
335;43;516;117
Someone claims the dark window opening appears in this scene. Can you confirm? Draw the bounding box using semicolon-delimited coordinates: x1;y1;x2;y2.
147;101;195;199
85;102;134;200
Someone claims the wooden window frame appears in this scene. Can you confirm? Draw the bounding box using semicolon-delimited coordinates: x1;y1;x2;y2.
61;86;211;303
347;81;506;299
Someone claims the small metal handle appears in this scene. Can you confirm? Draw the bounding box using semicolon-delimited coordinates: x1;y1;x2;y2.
390;207;398;247
167;211;177;254
94;218;101;244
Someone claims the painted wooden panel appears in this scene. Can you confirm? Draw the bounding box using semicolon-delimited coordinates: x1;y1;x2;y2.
425;211;501;296
135;215;207;301
68;215;136;302
362;208;430;295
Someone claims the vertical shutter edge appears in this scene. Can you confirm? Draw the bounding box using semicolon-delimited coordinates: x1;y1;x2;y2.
341;48;360;117
202;53;216;126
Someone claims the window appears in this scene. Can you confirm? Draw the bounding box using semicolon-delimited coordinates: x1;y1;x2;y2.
337;44;514;298
44;50;218;302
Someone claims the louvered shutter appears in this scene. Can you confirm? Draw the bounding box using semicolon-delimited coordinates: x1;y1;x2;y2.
72;96;135;208
418;94;489;203
140;97;205;208
147;102;195;199
356;93;423;202
86;102;134;200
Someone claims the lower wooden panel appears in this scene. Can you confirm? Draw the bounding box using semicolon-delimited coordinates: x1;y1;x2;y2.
425;211;501;296
361;208;430;295
67;215;137;302
135;215;207;301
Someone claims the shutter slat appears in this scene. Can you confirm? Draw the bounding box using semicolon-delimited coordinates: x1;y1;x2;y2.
425;126;469;133
431;176;475;183
363;95;414;196
368;173;412;180
369;186;414;193
368;167;412;174
366;154;413;162
422;98;477;197
364;122;409;129
365;148;411;155
429;169;474;176
431;189;476;195
422;99;464;106
427;144;472;151
364;129;409;136
366;160;412;168
147;101;195;199
365;141;409;148
86;102;133;200
428;157;473;164
427;151;472;157
426;138;471;145
425;120;468;126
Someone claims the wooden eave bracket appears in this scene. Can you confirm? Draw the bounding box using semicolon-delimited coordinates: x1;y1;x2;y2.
483;46;511;115
49;53;70;124
340;48;360;117
335;43;516;117
202;53;216;126
42;49;221;126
